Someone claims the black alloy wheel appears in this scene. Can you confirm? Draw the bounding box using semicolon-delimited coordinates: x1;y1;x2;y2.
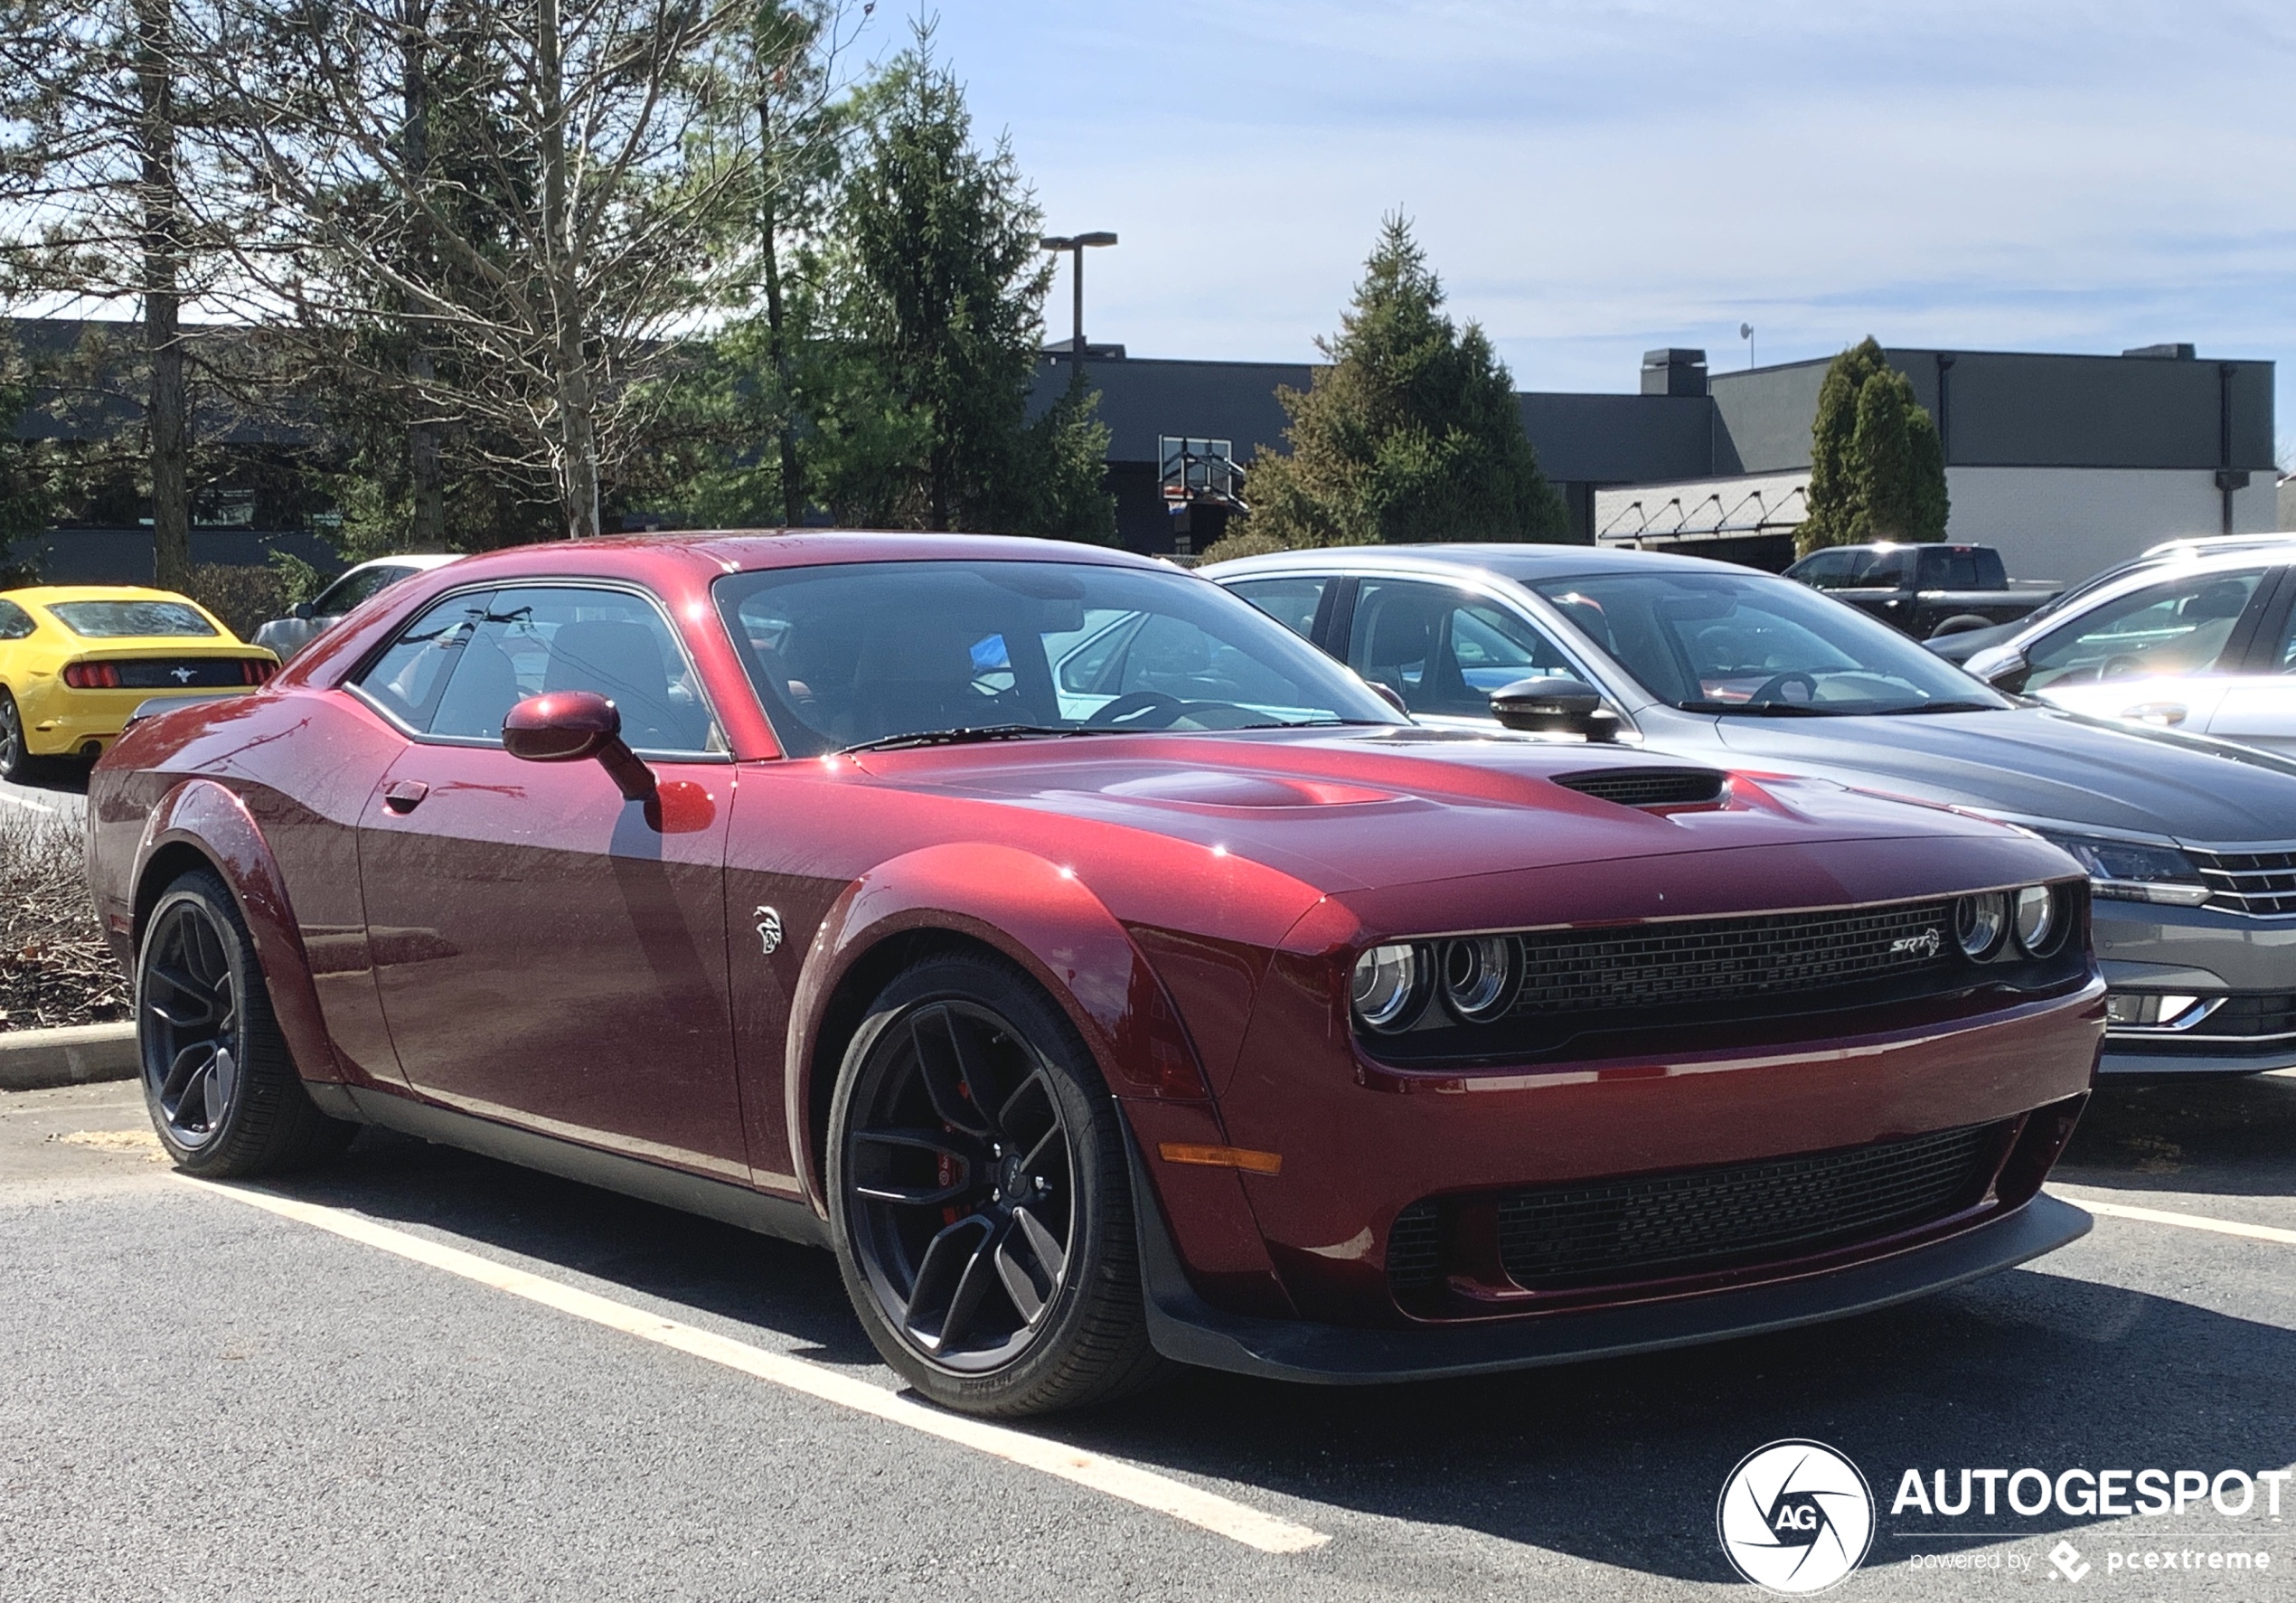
136;869;353;1175
827;952;1165;1416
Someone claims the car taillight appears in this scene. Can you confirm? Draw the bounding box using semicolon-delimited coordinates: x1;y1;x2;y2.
240;659;276;684
63;662;121;688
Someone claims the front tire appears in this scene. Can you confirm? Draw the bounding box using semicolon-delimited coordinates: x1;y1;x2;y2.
826;951;1166;1416
136;869;354;1175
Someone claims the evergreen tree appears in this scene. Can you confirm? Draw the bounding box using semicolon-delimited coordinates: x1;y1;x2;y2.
799;24;1112;539
1211;215;1564;556
1799;336;1950;554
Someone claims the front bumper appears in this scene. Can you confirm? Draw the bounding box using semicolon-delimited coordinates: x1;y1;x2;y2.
1131;1142;2092;1383
2094;899;2296;1075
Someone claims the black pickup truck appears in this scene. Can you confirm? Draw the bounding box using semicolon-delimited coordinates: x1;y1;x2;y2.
1783;542;2061;640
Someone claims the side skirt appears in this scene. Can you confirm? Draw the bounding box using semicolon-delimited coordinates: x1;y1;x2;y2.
314;1082;830;1250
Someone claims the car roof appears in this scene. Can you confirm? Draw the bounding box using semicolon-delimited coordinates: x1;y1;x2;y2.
2;584;207;605
1203;542;1754;585
425;529;1182;587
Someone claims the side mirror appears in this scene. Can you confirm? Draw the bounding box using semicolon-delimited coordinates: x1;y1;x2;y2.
290;602;315;621
1965;646;2030;693
1490;675;1622;741
503;691;657;802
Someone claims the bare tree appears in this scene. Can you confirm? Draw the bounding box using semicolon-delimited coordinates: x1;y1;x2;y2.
188;0;829;540
2;0;212;589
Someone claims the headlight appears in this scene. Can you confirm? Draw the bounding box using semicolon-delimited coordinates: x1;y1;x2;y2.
2037;831;2210;907
1440;936;1520;1022
2012;885;2062;954
1350;943;1423;1032
1954;892;2009;959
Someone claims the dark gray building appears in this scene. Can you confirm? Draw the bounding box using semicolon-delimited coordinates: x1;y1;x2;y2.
1033;341;2279;580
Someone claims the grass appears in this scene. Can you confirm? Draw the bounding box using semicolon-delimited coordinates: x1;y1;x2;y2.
0;812;127;1031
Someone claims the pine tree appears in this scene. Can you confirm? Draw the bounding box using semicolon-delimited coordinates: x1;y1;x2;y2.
1799;336;1951;554
1211;215;1564;555
801;25;1113;539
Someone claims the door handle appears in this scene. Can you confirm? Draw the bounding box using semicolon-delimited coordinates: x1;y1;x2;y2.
383;779;430;814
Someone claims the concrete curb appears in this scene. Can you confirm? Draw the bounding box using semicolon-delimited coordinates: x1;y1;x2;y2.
0;1022;137;1092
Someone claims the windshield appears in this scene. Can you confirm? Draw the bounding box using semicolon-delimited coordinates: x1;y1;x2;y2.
715;559;1407;756
44;599;218;638
1528;568;2012;715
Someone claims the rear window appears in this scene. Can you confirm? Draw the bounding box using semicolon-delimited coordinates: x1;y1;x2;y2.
44;600;218;638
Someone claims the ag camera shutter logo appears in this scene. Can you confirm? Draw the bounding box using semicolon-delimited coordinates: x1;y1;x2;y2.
1717;1439;1876;1594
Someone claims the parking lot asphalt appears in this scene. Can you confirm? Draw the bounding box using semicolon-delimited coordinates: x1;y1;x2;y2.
0;762;89;825
4;1071;2292;1602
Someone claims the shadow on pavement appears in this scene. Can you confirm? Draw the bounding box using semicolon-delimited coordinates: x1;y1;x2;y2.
2059;1070;2296;1197
242;1084;2295;1584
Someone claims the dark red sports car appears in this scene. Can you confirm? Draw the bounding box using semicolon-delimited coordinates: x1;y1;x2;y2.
89;533;2104;1416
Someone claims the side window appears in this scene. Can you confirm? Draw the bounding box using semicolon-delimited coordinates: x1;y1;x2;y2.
0;599;34;640
1793;552;1853;589
2269;573;2296;673
1226;576;1330;642
1348;580;1576;717
317;564;404;617
355;589;497;731
2025;571;2264;692
421;585;722;753
1849;549;1911;587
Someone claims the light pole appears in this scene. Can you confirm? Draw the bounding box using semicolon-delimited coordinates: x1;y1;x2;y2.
1040;231;1117;357
1739;322;1755;370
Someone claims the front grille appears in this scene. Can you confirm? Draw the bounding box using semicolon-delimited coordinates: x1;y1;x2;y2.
1510;901;1953;1019
2120;993;2296;1055
2191;849;2296;917
1386;1202;1444;1290
1553;767;1727;808
1491;1123;2000;1291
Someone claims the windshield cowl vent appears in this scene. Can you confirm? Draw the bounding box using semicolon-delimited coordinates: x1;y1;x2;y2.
1552;768;1728;808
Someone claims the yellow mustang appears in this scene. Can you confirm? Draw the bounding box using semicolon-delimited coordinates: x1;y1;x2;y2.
0;585;278;778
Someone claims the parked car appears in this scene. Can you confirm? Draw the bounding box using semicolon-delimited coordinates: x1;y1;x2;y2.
1783;542;2059;639
1209;542;2296;1079
1957;545;2296;756
251;554;460;662
1926;533;2296;665
90;532;2102;1415
0;585;278;779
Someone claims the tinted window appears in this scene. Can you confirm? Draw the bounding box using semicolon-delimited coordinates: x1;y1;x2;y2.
356;585;720;752
0;599;33;640
1530;569;2007;714
316;563;414;617
715;560;1403;757
46;600;216;637
1346;579;1576;717
1916;547;2004;589
1847;549;1911;587
1226;576;1329;641
2025;571;2263;691
1791;551;1856;589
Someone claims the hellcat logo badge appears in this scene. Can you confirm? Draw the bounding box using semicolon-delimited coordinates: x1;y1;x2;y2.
754;907;783;956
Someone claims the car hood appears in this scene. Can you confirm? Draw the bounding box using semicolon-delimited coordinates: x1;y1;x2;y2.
1707;703;2296;844
850;724;2062;900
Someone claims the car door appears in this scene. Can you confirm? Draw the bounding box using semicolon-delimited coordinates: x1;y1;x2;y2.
2019;567;2272;731
1341;576;1585;728
349;580;748;1182
2197;567;2296;755
1223;574;1336;643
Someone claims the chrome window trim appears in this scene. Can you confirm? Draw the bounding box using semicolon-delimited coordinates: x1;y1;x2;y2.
344;576;732;761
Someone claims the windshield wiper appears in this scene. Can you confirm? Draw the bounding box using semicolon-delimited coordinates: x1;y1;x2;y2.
1868;700;2000;715
840;724;1124;755
1678;700;1838;717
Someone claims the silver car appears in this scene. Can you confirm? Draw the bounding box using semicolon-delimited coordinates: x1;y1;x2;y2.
1960;543;2296;756
251;554;461;662
1207;542;2296;1078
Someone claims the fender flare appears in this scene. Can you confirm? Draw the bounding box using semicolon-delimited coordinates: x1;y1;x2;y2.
783;842;1210;1212
130;778;342;1082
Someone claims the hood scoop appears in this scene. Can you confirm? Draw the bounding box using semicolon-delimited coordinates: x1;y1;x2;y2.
1095;770;1397;810
1552;767;1729;809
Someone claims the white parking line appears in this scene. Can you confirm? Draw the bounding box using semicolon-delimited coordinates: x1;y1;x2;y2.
175;1175;1331;1556
0;789;56;813
2050;1185;2296;1247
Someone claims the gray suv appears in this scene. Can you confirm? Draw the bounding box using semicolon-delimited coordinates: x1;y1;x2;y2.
1207;542;2296;1078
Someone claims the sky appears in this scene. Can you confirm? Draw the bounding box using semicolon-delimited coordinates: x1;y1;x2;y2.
917;0;2294;458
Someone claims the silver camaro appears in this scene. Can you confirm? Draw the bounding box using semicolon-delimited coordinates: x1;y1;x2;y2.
1209;542;2296;1078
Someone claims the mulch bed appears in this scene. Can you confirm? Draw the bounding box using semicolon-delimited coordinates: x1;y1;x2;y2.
0;812;128;1031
